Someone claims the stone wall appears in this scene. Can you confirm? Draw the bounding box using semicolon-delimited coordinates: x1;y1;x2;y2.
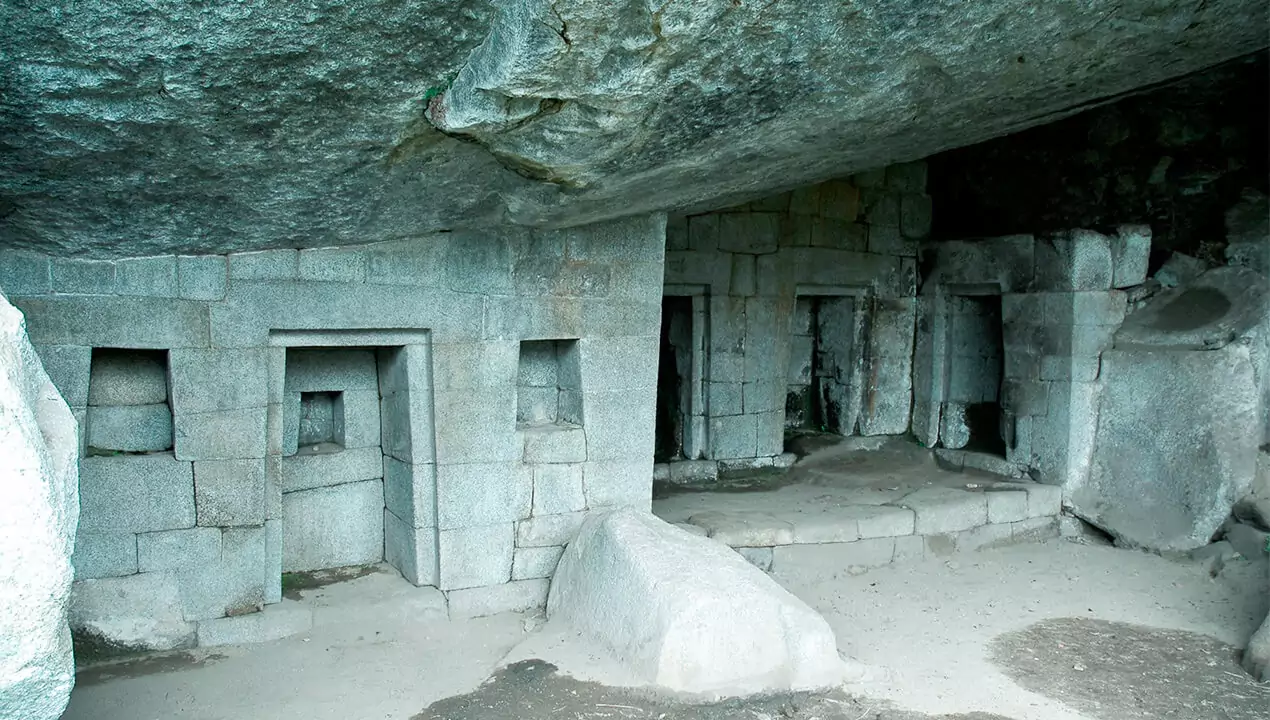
662;164;925;466
0;214;665;648
915;227;1150;487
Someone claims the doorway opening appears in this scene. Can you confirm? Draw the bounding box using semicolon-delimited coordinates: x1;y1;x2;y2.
786;296;859;437
946;295;1007;456
656;296;694;462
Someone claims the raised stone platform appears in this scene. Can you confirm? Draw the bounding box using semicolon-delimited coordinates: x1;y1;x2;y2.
653;438;1062;573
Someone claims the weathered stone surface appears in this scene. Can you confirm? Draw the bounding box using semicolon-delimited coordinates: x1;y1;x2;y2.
85;403;173;453
68;573;195;653
1114;267;1268;351
548;509;844;696
1080;347;1260;551
87;350;168;407
448;578;550;620
1;2;1265;255
282;480;385;572
78;453;195;534
0;292;79;720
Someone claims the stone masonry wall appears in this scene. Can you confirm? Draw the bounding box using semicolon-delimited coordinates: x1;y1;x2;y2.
915;226;1150;488
0;214;665;647
663;163;926;465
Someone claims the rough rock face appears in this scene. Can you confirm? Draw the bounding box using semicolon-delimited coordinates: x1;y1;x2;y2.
1;1;1266;256
547;508;845;697
1074;269;1269;551
0;292;79;720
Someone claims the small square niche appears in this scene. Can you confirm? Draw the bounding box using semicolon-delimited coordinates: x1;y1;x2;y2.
517;339;582;428
297;391;345;450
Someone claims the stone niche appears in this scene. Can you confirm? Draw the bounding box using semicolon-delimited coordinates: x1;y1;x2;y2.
274;335;435;587
85;348;174;454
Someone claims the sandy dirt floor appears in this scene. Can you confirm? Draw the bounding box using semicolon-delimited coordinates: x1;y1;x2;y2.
62;538;1269;720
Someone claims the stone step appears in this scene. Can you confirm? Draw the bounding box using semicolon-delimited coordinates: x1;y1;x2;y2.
673;481;1063;573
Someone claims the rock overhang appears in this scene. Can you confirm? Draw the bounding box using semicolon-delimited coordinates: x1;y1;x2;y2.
0;0;1266;257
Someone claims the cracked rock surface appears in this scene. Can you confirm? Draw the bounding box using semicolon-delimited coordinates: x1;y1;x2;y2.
2;0;1267;256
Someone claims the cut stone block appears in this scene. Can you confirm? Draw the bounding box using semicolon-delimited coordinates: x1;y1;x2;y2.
1011;516;1060;542
896;488;988;535
0;250;51;295
521;425;587;464
194;459;267;527
1034;229;1113;291
1111;225;1151;289
772;537;897;572
78;454;195;534
384;509;438;587
197;602;313;648
72;531;138;580
512;546;564;580
686;511;794;547
532;464;586;516
667;460;718;484
298;246;366;283
68;573;194;652
581;459;652;510
438;523;514;591
282;480;385;572
177;255;227;301
85;403;173;453
88;350;168;406
228;249;298;281
12;295;210;349
432;387;519;464
264;519;282;604
284;347;378;392
382;457;436;529
516;512;588;547
169;348;268;414
851;505;916;539
178;526;268;621
137;527;221;573
337;389;382;450
32;345;91;407
173;407;267;461
1024;483;1063;518
280;446;383;493
448;579;550;620
985;487;1030;523
436;462;531;529
549;509;845;696
115;255;178;297
51;258;115;295
582;389;657;462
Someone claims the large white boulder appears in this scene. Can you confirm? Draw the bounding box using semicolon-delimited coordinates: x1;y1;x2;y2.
547;508;845;697
0;292;79;719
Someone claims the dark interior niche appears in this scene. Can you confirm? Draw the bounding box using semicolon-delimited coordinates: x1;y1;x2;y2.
927;52;1268;264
